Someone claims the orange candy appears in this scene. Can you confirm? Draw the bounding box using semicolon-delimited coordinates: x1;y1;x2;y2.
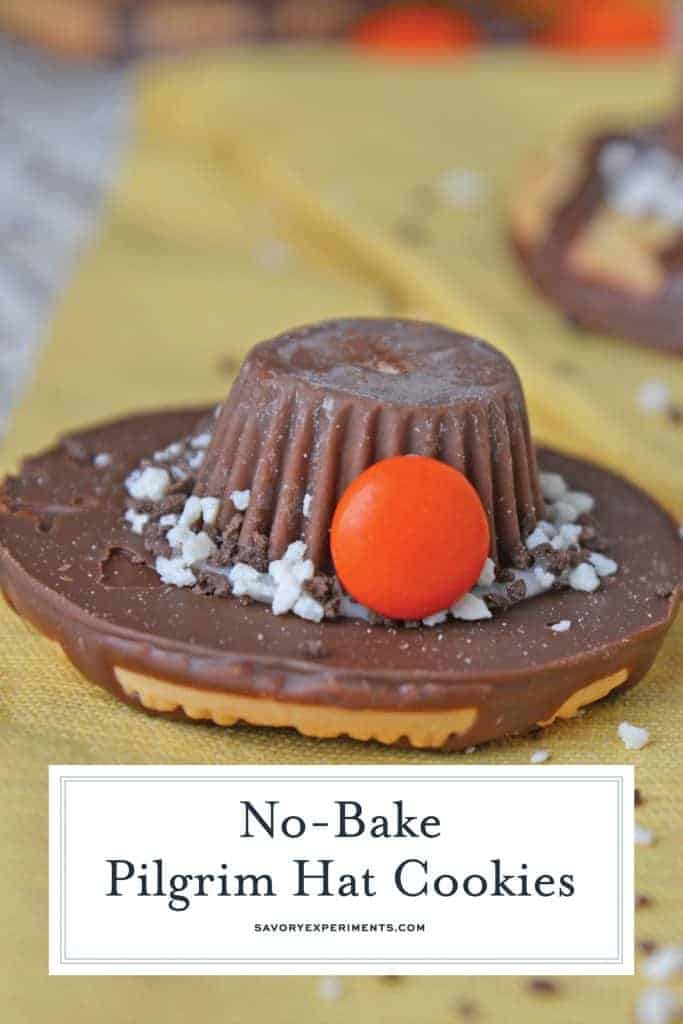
352;3;479;57
536;0;665;51
330;455;490;620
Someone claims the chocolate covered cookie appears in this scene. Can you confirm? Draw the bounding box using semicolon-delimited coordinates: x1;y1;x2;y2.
510;118;683;355
1;319;680;748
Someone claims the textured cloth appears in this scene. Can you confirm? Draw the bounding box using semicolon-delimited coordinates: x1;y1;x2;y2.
1;49;682;1022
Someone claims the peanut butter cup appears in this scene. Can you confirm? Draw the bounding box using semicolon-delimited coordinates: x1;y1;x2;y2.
197;319;542;568
0;318;680;749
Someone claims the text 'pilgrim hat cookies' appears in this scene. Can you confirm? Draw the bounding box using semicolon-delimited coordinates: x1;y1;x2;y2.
0;318;680;749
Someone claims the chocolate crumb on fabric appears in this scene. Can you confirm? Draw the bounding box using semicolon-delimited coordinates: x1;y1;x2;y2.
299;639;328;659
635;788;644;807
638;940;659;956
636;893;653;910
527;978;559;995
452;999;479;1019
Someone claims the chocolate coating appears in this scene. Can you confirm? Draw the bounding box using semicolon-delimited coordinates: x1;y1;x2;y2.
198;319;543;568
512;126;683;356
1;408;680;749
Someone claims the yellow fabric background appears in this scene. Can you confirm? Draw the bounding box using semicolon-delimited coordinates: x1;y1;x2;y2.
1;49;682;1021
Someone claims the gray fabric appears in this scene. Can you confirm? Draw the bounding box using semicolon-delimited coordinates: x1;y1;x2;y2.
0;38;130;434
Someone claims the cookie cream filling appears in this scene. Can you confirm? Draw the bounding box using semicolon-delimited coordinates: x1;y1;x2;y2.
123;420;618;627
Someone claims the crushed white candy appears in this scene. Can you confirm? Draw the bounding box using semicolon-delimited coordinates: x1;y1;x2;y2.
589;552;618;577
93;452;111;468
155;557;197;588
638;379;672;415
644;947;683;982
635;823;655;846
530;750;550;763
618;721;650;751
125;466;170;502
568;562;600;593
190;432;212;449
550;620;571;633
437;167;486;208
635;987;682;1024
228;542;324;623
302;493;312;518
200;497;220;526
230;489;251;511
423;610;448;627
124;508;149;535
477;557;496;587
451;593;492;622
153;442;182;463
539;471;568;501
318;976;344;1002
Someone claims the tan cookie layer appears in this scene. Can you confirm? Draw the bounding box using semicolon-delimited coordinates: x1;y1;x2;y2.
114;664;630;749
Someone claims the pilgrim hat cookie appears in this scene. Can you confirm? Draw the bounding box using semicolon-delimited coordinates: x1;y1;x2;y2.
0;319;680;749
510;111;683;355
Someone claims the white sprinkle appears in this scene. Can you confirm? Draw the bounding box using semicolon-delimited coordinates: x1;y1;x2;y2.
188;450;204;470
153;442;182;462
563;490;595;515
200;496;220;526
318;976;344;1002
228;563;276;603
638;379;672;415
179;495;203;527
451;593;492;621
635;823;655;846
190;432;212;449
159;513;178;527
635;988;681;1024
254;239;290;271
155;556;196;587
551;523;583;550
124;508;149;535
568;562;600;593
423;610;448;627
550;620;571;633
526;527;550;551
539;471;568;501
552;500;580;524
230;489;251;511
437;167;486;208
302;492;312;519
533;566;555;590
530;750;550;763
93;453;111;468
292;594;325;623
180;530;216;566
618;721;650;751
125;466;170;502
589;552;618;577
477;557;496;587
644;947;683;982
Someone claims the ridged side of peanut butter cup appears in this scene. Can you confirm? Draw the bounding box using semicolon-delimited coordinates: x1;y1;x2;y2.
195;319;544;569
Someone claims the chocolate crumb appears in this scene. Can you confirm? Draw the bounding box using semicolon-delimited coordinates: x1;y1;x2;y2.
379;975;404;985
527;978;559;995
636;893;653;910
495;566;516;583
237;531;269;573
395;220;427;245
667;404;682;424
484;592;511;613
506;578;527;603
509;544;533;569
453;998;479;1019
638;939;658;956
635;788;644;807
300;639;328;659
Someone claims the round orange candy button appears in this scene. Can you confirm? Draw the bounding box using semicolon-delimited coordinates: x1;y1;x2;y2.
330;455;490;621
536;0;665;51
352;3;479;57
